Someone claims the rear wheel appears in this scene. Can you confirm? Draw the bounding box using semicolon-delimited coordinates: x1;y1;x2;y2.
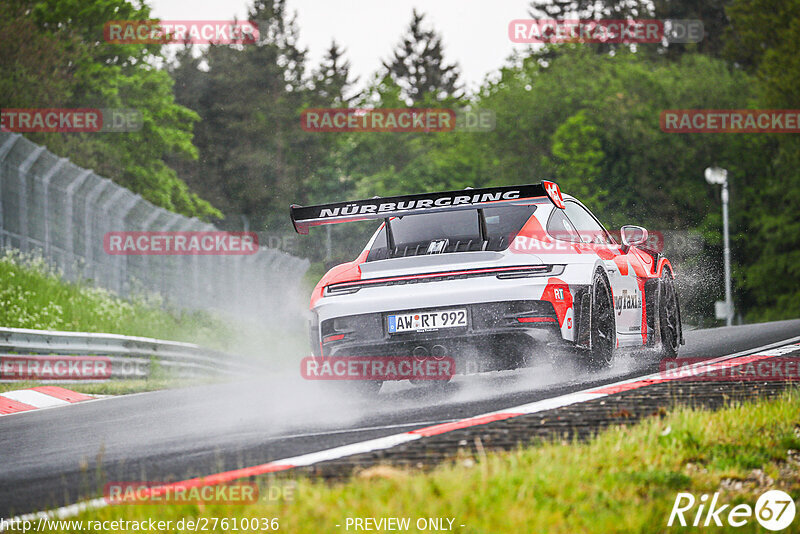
657;272;680;359
588;271;616;368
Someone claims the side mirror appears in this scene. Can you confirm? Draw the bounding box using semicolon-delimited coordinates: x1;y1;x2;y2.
620;225;648;248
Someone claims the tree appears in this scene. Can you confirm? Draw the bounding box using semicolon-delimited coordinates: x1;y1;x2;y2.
528;0;651;54
529;0;732;58
549;110;607;207
528;0;648;20
723;0;800;320
461;46;773;322
170;0;326;232
651;0;732;58
312;41;358;106
0;0;219;220
382;9;462;105
724;0;800;105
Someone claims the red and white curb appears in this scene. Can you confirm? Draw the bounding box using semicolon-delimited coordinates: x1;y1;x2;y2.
5;336;800;526
0;387;94;416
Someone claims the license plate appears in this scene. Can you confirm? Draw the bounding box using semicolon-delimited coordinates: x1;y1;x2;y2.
387;309;467;334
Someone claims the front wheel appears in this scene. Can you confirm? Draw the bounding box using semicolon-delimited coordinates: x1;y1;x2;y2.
587;271;616;368
657;272;680;359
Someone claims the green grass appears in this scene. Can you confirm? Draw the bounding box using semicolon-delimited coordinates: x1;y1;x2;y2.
40;389;800;533
0;250;238;348
0;250;309;369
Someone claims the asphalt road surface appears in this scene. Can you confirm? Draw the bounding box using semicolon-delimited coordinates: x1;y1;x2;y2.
1;319;798;518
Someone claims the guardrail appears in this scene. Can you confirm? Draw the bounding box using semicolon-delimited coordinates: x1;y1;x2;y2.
0;327;254;380
0;132;309;319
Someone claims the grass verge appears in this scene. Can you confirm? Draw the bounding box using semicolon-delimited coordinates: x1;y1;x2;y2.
38;388;800;533
0;250;309;371
0;250;238;348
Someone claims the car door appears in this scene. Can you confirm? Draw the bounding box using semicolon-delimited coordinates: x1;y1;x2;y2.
562;201;644;345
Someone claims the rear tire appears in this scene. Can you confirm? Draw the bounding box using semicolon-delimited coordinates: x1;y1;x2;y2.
657;272;680;359
587;270;616;368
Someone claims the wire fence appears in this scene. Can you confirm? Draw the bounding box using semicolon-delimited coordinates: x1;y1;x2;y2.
0;132;309;320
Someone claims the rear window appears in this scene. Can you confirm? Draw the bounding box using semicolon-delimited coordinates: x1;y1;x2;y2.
366;204;536;261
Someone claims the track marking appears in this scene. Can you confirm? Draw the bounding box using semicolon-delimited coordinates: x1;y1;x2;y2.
0;397;36;415
0;387;95;416
262;420;461;441
1;390;71;408
30;386;93;403
411;412;522;437
4;335;800;527
281;433;420;467
590;341;800;395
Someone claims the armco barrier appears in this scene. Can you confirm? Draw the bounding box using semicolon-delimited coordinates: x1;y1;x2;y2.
0;327;254;379
0;132;309;320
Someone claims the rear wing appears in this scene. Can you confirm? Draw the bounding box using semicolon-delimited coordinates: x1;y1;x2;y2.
289;181;564;234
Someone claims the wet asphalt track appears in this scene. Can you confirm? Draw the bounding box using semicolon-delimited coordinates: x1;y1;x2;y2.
1;319;798;517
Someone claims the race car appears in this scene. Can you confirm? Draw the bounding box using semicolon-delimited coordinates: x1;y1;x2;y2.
290;181;683;379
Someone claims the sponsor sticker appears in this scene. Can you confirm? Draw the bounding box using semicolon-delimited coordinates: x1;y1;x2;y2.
542;180;565;209
615;289;642;315
312;189;525;219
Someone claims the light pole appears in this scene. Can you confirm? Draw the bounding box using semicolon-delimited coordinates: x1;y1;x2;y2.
705;167;733;326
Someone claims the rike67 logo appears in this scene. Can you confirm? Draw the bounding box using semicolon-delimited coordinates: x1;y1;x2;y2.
668;490;796;530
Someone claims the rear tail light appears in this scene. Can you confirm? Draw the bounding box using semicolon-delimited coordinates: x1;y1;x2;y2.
517;317;557;324
323;333;345;343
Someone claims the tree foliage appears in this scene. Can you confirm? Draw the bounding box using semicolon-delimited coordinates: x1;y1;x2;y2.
0;0;220;220
723;0;800;320
382;9;462;105
10;0;795;320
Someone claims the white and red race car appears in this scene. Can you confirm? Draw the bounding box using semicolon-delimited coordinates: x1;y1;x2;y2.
291;181;683;375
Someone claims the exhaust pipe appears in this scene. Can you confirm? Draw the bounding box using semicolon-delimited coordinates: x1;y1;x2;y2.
412;346;429;361
431;345;447;360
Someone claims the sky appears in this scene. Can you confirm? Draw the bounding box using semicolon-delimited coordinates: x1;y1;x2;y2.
148;0;533;94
